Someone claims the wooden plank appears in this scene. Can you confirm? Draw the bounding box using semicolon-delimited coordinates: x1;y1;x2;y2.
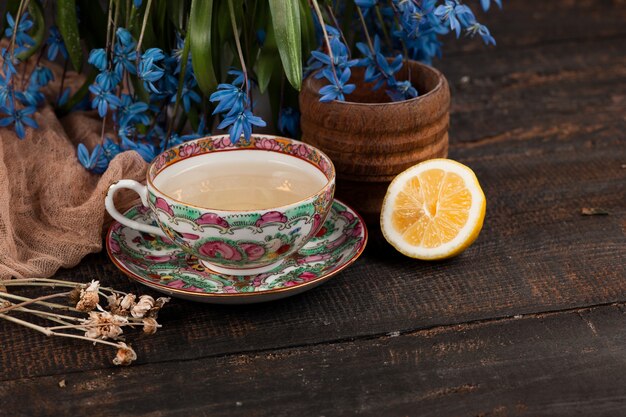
1;34;625;380
1;127;623;381
2;304;625;416
443;0;626;55
441;37;626;144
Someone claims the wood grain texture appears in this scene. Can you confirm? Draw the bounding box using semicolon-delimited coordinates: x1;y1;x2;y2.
2;304;625;417
0;2;625;415
1;128;623;381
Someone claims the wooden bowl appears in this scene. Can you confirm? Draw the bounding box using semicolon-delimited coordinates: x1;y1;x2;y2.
299;60;450;224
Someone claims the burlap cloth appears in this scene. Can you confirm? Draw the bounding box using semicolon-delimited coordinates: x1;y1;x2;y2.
0;59;148;279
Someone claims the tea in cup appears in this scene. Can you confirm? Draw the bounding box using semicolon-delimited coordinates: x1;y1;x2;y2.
105;135;335;275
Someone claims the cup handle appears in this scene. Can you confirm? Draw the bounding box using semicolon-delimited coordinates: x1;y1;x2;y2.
105;179;168;238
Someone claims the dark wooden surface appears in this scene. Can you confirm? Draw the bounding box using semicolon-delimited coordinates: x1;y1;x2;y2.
1;1;625;416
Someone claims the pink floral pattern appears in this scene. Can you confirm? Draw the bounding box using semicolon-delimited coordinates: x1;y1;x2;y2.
106;200;367;301
255;211;288;227
154;197;174;216
196;213;229;228
179;142;200;158
255;138;282;151
240;242;265;261
198;241;242;261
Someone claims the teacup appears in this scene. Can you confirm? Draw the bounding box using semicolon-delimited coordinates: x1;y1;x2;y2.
105;134;336;275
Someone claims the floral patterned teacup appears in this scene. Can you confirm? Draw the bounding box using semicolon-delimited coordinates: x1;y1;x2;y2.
105;135;335;275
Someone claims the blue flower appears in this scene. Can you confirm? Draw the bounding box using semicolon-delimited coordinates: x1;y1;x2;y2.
278;107;300;138
171;78;201;112
88;83;122;117
16;85;44;107
58;88;71;106
115;94;150;127
310;36;357;76
355;0;377;9
113;43;137;76
0;75;13;107
467;22;496;46
387;80;418;101
5;12;34;47
88;48;108;71
116;28;136;48
47;26;68;60
1;48;18;79
77;143;108;174
138;48;165;93
0;105;38;139
210;83;246;116
121;136;157;162
103;137;122;161
30;65;54;87
95;69;121;91
217;109;266;143
480;0;502;12
319;67;355;102
434;1;474;38
133;0;143;8
256;29;266;46
164;132;202;149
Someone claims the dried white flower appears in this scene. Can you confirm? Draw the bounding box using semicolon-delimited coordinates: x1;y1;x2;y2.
112;342;137;366
146;297;171;318
142;317;159;335
120;293;136;310
75;280;100;312
82;311;128;340
131;295;155;318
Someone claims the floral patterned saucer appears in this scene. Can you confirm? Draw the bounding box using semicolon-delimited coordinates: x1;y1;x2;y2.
106;200;367;304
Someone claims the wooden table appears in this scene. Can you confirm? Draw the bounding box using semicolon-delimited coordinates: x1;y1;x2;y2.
2;1;625;416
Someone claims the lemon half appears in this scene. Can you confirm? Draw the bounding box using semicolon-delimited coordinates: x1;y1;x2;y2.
380;159;486;260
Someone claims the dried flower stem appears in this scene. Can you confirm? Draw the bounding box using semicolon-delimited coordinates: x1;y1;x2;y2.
14;306;82;323
0;313;128;349
1;278;166;366
0;291;71;314
4;278;127;295
0;292;79;311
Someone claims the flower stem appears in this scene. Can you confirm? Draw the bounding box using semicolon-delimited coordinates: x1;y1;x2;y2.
0;292;78;312
136;0;153;57
0;313;127;349
9;0;31;57
3;278;126;294
227;0;249;98
311;0;340;86
374;4;393;49
0;291;71;314
324;3;351;58
355;6;375;53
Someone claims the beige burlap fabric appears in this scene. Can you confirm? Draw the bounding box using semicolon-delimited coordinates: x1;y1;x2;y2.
0;61;148;279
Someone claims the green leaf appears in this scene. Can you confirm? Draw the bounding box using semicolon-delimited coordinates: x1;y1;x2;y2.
17;1;45;61
269;0;302;90
256;51;278;94
299;0;316;61
57;0;83;72
189;0;217;95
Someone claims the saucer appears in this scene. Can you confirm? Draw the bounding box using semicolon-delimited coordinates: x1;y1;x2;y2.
105;199;368;304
